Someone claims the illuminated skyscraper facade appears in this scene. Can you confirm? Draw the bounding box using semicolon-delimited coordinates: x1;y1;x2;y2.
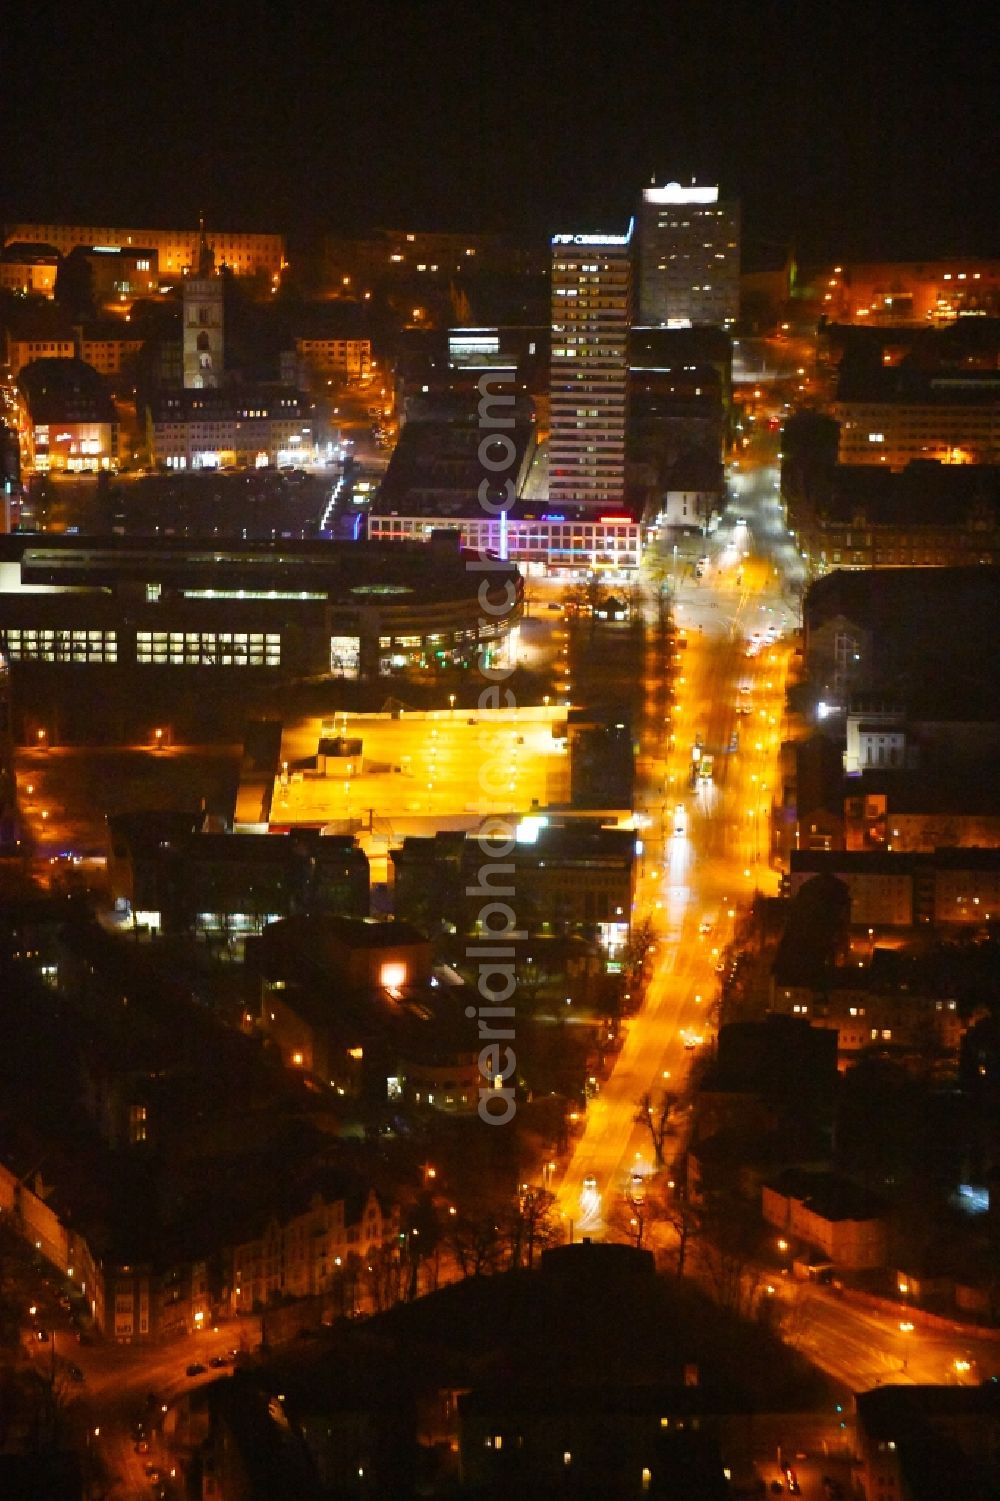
549;227;633;511
638;182;740;327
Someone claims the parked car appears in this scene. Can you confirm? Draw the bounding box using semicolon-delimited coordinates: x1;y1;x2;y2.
185;1362;206;1377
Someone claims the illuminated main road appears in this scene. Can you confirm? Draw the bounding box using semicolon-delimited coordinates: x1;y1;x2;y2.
555;444;803;1237
551;444;1000;1396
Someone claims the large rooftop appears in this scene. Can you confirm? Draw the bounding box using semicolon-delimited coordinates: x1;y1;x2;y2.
0;532;521;603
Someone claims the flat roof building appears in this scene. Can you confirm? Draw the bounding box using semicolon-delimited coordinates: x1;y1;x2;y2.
833;368;1000;469
0;533;522;738
66;244;159;304
638;182;740;328
549;228;633;510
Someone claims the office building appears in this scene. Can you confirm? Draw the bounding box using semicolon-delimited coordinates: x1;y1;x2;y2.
638;182;740;327
67;244;159;305
390;818;636;957
548;227;633;510
833;371;1000;469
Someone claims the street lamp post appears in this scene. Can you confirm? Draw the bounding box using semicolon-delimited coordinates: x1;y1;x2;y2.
898;1320;914;1371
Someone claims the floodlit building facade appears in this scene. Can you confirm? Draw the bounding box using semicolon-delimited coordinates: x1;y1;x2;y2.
294;337;372;382
4;222;285;279
0;242;59;297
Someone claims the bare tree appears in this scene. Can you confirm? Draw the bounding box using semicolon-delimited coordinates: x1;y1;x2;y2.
636;1089;680;1167
663;1188;703;1279
693;1191;765;1318
606;1181;675;1253
363;1242;404;1313
499;1185;559;1269
445;1209;502;1279
621;915;658;1001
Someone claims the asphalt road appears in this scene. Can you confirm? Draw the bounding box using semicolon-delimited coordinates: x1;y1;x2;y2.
554;446;799;1237
550;439;1000;1402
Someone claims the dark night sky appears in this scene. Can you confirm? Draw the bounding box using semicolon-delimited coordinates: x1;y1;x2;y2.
3;0;996;265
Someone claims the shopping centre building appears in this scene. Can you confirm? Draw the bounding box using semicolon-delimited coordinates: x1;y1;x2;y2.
0;533;522;708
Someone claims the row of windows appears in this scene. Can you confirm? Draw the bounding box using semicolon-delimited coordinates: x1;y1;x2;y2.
371;519;636;544
820;529;995;546
377;630;480;649
825;550;991;565
156;420;303;431
136;630;280;666
3;627;118;662
1;628;290;667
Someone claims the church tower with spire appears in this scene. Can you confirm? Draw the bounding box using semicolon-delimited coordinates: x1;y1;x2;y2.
183;218;224;389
